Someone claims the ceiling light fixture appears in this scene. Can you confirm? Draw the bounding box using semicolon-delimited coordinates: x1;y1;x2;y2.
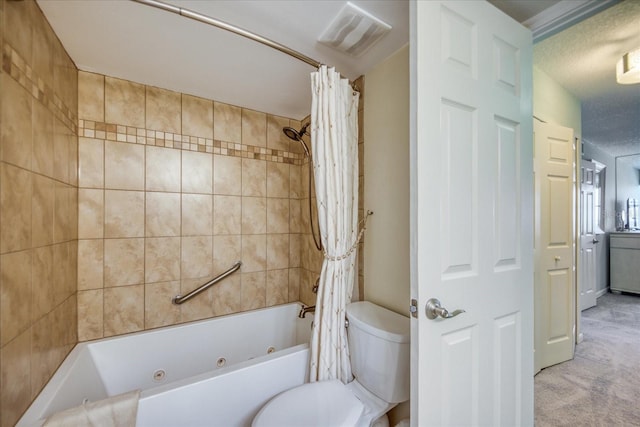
616;48;640;84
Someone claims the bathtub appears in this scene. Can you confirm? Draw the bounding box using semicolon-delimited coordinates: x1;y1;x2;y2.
18;303;313;427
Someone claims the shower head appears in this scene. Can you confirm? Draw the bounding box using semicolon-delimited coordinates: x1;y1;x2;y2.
283;123;311;157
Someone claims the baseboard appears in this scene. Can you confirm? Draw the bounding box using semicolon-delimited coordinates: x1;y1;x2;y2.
596;288;608;299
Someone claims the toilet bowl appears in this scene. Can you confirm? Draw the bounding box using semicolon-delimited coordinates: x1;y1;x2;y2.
252;301;410;427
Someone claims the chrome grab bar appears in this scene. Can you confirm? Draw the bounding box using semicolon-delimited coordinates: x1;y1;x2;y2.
172;261;242;305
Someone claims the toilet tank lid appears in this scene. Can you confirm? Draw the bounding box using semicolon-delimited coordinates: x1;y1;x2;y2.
346;301;410;343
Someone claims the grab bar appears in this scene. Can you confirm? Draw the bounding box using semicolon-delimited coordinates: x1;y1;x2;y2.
172;261;242;305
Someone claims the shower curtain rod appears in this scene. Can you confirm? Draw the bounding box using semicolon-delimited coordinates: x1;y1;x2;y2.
131;0;323;69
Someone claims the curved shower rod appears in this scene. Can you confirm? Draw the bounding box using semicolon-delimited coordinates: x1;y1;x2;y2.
131;0;323;69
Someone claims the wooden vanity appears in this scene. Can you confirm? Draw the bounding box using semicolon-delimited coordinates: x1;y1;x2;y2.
610;232;640;294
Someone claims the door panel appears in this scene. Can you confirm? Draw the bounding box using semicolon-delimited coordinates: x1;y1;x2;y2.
533;120;575;373
411;1;533;425
580;160;597;310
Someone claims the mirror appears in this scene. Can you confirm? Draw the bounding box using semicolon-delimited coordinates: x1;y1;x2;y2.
615;153;640;230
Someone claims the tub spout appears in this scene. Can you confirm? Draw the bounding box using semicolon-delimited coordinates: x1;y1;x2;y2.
299;305;315;318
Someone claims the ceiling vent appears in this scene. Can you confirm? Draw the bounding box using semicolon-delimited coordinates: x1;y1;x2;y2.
318;2;392;58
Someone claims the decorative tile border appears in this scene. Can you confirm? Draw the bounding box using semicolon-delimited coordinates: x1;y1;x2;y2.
2;42;78;135
78;119;306;165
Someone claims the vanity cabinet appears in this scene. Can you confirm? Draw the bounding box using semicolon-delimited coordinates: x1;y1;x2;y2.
610;232;640;294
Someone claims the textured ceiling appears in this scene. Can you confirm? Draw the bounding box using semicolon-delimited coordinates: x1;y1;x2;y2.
534;0;640;157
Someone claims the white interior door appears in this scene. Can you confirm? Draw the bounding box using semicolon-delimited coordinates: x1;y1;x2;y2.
580;159;598;310
533;120;575;373
411;1;533;425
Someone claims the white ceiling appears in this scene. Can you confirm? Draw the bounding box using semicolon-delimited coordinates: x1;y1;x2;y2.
37;0;639;157
533;0;640;157
37;0;409;121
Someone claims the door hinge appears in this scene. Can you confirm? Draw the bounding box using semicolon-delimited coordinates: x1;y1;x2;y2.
410;299;418;318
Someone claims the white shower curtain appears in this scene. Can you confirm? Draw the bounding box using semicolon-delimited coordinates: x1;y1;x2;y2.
309;66;360;383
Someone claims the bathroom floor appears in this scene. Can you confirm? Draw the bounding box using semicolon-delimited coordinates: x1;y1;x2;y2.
534;292;640;425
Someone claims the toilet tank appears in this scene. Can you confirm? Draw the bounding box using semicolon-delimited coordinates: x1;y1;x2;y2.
346;301;410;403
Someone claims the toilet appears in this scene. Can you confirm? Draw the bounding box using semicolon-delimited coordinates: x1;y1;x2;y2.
253;301;410;427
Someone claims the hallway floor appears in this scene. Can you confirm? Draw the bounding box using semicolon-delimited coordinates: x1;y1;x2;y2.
535;292;640;426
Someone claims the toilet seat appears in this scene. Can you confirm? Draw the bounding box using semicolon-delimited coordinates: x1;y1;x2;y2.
252;380;364;427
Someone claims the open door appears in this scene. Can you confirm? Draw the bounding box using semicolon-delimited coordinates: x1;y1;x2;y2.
533;120;575;373
411;1;533;425
580;159;598;310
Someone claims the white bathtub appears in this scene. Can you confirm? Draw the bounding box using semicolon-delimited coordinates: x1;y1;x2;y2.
19;303;313;427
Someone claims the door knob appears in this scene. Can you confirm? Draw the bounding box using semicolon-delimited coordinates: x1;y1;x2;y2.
425;298;465;320
593;239;599;244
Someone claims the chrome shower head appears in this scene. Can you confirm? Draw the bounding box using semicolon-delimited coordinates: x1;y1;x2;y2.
283;123;311;157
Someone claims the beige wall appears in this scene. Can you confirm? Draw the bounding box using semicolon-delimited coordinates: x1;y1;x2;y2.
0;1;79;425
363;45;410;315
77;72;310;340
533;65;582;138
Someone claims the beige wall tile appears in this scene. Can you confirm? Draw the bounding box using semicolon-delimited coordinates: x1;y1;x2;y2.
267;162;289;198
241;197;266;234
213;235;241;275
105;77;145;128
1;75;32;170
146;146;181;192
145;237;180;283
32;174;55;247
182;151;212;194
32;25;55;86
69;134;79;188
53;118;70;184
78;189;104;239
289;234;301;268
146;86;181;133
241;234;266;273
145;281;181;329
53;182;76;243
52;242;76;306
78;137;104;189
1;164;32;253
78;239;104;291
182;94;213;139
78;71;105;122
182;194;213;236
267;234;290;270
4;0;33;60
267;198;289;234
180;280;213;322
213;155;241;195
212;275;241;316
104;285;144;337
288;268;300;302
181;236;213;279
104;141;144;190
214;102;241;143
289;164;302;199
213;195;241;235
266;269;289;306
289;199;302;234
32;100;54;178
0;250;32;346
31;310;54;399
104;190;144;238
266;114;289;152
77;289;104;341
241;109;266;147
32;246;54;321
104;238;144;287
145;192;180;237
241;158;266;197
0;329;31;427
241;272;266;311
